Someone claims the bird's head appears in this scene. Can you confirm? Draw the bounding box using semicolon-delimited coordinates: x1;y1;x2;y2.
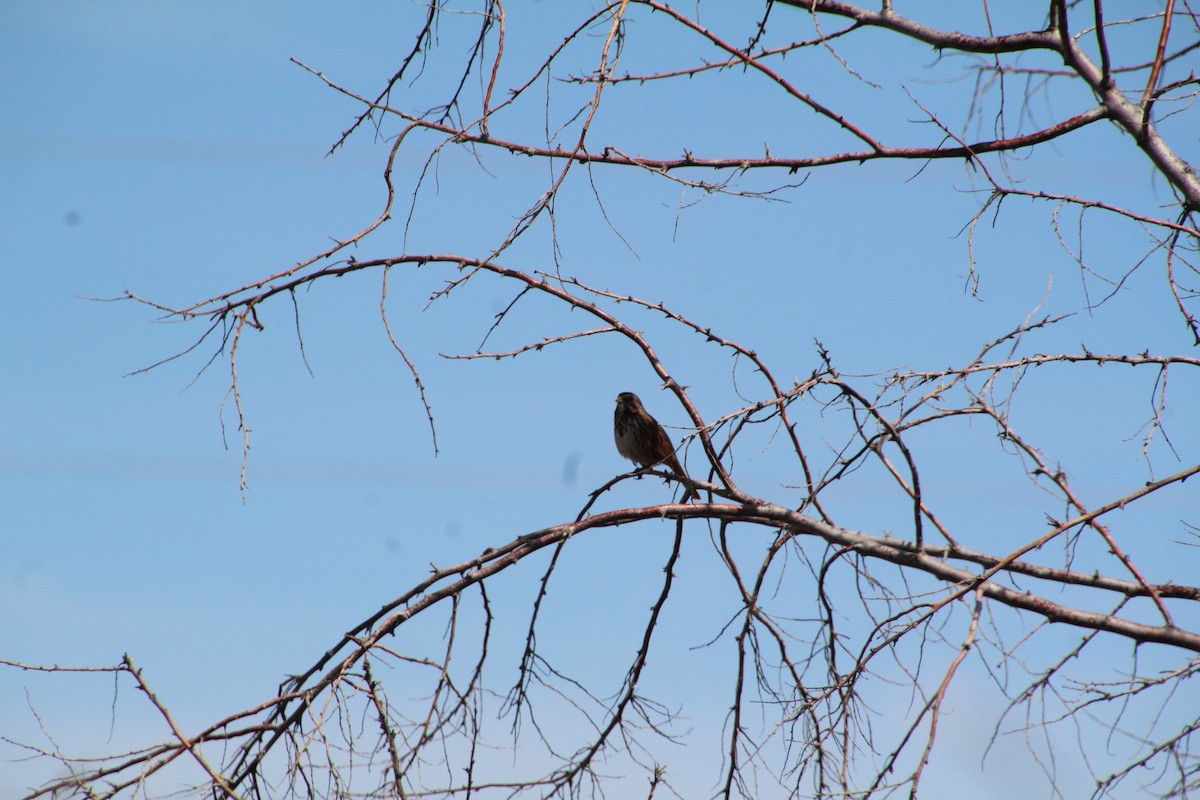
616;392;643;411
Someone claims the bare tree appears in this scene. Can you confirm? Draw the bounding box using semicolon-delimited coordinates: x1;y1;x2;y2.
7;2;1200;798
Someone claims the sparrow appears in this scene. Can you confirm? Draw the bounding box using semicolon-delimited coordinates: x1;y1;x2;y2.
613;391;700;501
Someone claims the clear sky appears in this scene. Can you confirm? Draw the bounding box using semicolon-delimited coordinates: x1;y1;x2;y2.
3;3;1197;799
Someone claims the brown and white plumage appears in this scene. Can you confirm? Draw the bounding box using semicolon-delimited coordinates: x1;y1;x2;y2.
613;391;700;502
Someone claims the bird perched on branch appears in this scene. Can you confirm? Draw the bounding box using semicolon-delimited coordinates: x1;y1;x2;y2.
613;391;700;502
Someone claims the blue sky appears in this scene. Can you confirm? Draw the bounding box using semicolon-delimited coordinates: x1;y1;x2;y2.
3;3;1197;798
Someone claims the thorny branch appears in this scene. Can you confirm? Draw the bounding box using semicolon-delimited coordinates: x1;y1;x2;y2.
10;2;1200;800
